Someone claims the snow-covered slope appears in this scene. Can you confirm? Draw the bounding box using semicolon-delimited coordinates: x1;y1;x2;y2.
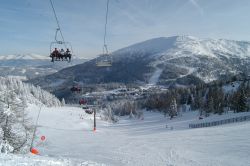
0;153;103;166
27;105;250;166
113;36;250;83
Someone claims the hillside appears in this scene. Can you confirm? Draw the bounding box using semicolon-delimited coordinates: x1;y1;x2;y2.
0;77;61;154
29;36;250;98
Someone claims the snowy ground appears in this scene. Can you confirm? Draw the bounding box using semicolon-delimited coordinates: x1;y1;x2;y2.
0;153;103;166
148;67;163;85
23;105;250;166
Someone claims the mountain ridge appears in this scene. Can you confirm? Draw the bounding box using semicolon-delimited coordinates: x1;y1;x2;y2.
0;53;88;79
28;35;250;98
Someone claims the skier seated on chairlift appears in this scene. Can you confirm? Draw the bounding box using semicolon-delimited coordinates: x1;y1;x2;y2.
50;48;59;61
65;48;72;61
60;48;65;60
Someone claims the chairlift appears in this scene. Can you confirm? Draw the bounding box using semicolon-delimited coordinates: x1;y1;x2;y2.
70;86;81;93
50;42;73;62
79;98;87;105
85;109;93;114
96;55;112;67
96;0;112;67
49;0;74;63
50;28;73;63
96;45;112;67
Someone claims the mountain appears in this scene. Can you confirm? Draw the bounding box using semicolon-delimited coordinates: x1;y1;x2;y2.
0;53;47;60
113;36;250;83
29;36;250;98
0;54;88;79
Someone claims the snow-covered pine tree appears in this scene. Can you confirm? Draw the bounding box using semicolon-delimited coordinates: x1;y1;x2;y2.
237;89;247;112
61;98;66;106
207;96;214;116
0;92;30;153
230;88;247;113
187;94;193;106
169;98;177;119
213;87;224;115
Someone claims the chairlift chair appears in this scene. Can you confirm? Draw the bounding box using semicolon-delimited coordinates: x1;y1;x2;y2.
50;41;73;62
96;0;112;67
50;28;73;62
96;54;112;67
96;43;112;67
70;86;81;93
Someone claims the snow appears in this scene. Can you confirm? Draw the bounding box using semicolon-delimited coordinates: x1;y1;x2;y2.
6;76;27;81
148;67;163;85
111;35;250;84
24;104;250;166
114;36;178;56
0;54;49;60
222;81;241;94
48;79;66;87
114;35;250;61
0;153;104;166
21;69;26;74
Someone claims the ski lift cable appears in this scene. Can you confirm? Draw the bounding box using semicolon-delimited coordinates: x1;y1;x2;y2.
103;0;110;54
49;0;67;48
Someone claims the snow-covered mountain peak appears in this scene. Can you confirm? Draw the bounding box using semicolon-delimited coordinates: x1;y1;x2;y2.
114;36;178;56
0;53;49;60
175;35;199;41
113;36;250;61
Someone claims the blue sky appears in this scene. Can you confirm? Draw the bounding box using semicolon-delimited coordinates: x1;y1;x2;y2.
1;0;250;58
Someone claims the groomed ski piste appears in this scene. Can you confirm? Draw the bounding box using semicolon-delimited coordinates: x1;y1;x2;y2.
1;104;250;166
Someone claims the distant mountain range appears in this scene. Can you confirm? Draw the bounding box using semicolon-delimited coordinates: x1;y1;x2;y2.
0;53;47;60
0;54;88;79
29;36;250;98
